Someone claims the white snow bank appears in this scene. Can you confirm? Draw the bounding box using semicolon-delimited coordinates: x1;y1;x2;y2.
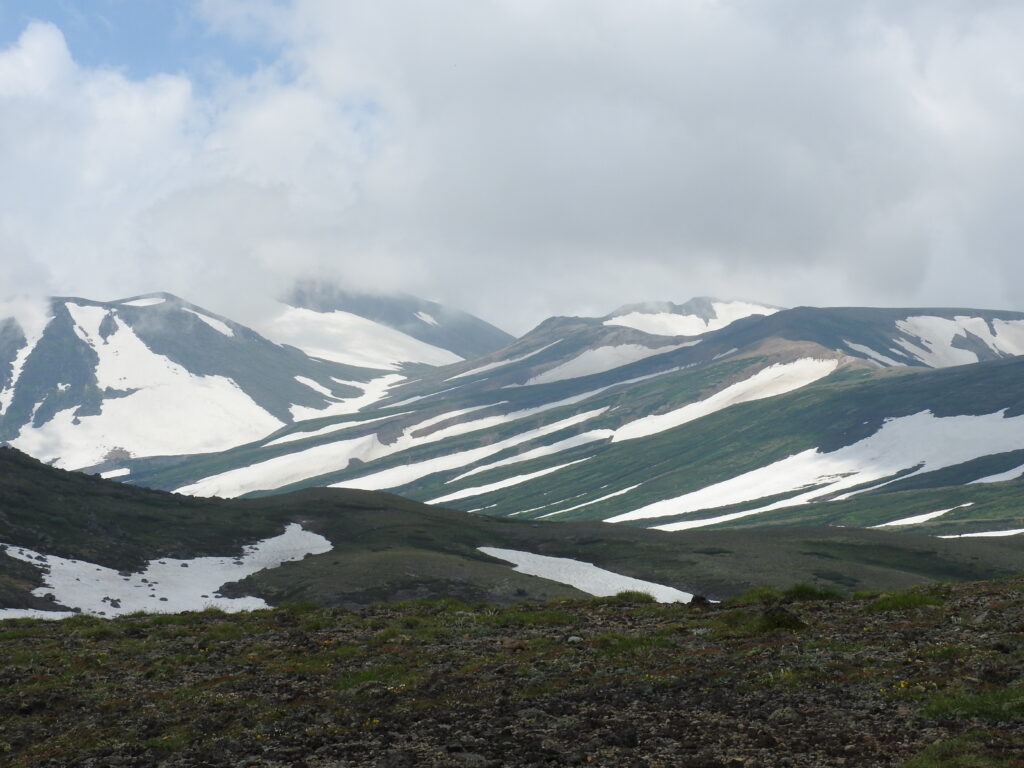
120;297;166;307
100;468;130;479
969;463;1024;484
894;315;1024;368
872;503;974;528
415;311;439;326
606;409;1024;529
939;528;1024;538
0;524;332;618
335;408;608;492
604;301;777;337
183;307;233;337
289;374;405;421
13;306;282;468
539;484;642;519
612;359;838;442
478;547;692;603
0;297;51;413
527;342;692;386
428;459;591;504
259;305;461;370
451;430;612;482
843;340;903;367
445;341;562;382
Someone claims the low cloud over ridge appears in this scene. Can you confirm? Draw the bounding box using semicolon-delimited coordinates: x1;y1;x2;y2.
3;1;1024;332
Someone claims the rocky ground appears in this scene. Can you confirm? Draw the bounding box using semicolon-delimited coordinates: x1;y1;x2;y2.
2;579;1023;767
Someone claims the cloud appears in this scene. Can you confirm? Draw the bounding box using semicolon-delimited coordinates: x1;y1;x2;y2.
4;3;1024;333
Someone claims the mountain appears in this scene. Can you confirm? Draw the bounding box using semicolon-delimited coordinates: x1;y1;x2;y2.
0;293;390;470
109;299;1024;540
3;446;1021;618
255;281;515;370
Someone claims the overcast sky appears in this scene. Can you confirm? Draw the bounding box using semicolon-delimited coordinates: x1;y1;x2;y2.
2;1;1024;334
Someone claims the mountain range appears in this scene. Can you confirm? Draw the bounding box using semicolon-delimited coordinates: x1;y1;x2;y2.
1;288;1023;615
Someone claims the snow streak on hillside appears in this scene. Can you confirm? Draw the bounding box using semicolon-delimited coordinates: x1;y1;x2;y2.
260;305;462;369
478;547;693;603
607;410;1024;530
611;359;838;442
894;316;1024;367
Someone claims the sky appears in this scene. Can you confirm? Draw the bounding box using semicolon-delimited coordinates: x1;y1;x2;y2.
3;1;1024;334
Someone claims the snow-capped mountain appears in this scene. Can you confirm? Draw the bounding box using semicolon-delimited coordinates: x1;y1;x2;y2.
0;293;391;470
6;291;1024;542
107;298;1024;541
256;282;514;370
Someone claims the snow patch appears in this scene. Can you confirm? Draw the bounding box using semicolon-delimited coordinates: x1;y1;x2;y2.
183;307;234;337
843;340;904;367
478;547;692;603
604;301;777;337
100;468;130;479
415;311;439;326
527;342;691;386
428;459;591;504
0;524;332;617
872;503;974;528
120;297;166;307
289;374;404;421
969;463;1024;484
894;315;1024;368
612;359;838;443
607;409;1024;529
939;528;1024;538
13;304;282;468
259;305;461;370
445;341;562;381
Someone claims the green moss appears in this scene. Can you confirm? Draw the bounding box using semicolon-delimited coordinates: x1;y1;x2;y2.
865;590;943;612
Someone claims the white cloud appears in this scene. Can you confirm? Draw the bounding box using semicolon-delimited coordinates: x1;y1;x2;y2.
3;3;1024;332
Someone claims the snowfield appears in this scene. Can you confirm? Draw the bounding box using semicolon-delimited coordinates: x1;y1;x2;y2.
11;303;282;468
526;342;693;386
604;301;778;337
606;409;1024;529
895;315;1024;367
259;305;462;369
611;359;838;443
478;547;693;603
0;524;332;619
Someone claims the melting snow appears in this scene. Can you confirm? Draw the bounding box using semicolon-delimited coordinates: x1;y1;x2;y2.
606;409;1024;529
969;463;1024;484
415;311;439;326
894;315;1024;368
288;374;404;421
527;342;692;386
872;503;974;528
939;528;1024;538
450;430;613;482
843;340;904;367
604;301;777;337
120;297;166;307
478;547;693;603
13;306;282;468
538;484;642;519
335;408;608;492
427;459;591;504
100;468;130;479
183;307;234;337
445;341;562;381
611;359;838;442
0;524;332;618
259;305;461;369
